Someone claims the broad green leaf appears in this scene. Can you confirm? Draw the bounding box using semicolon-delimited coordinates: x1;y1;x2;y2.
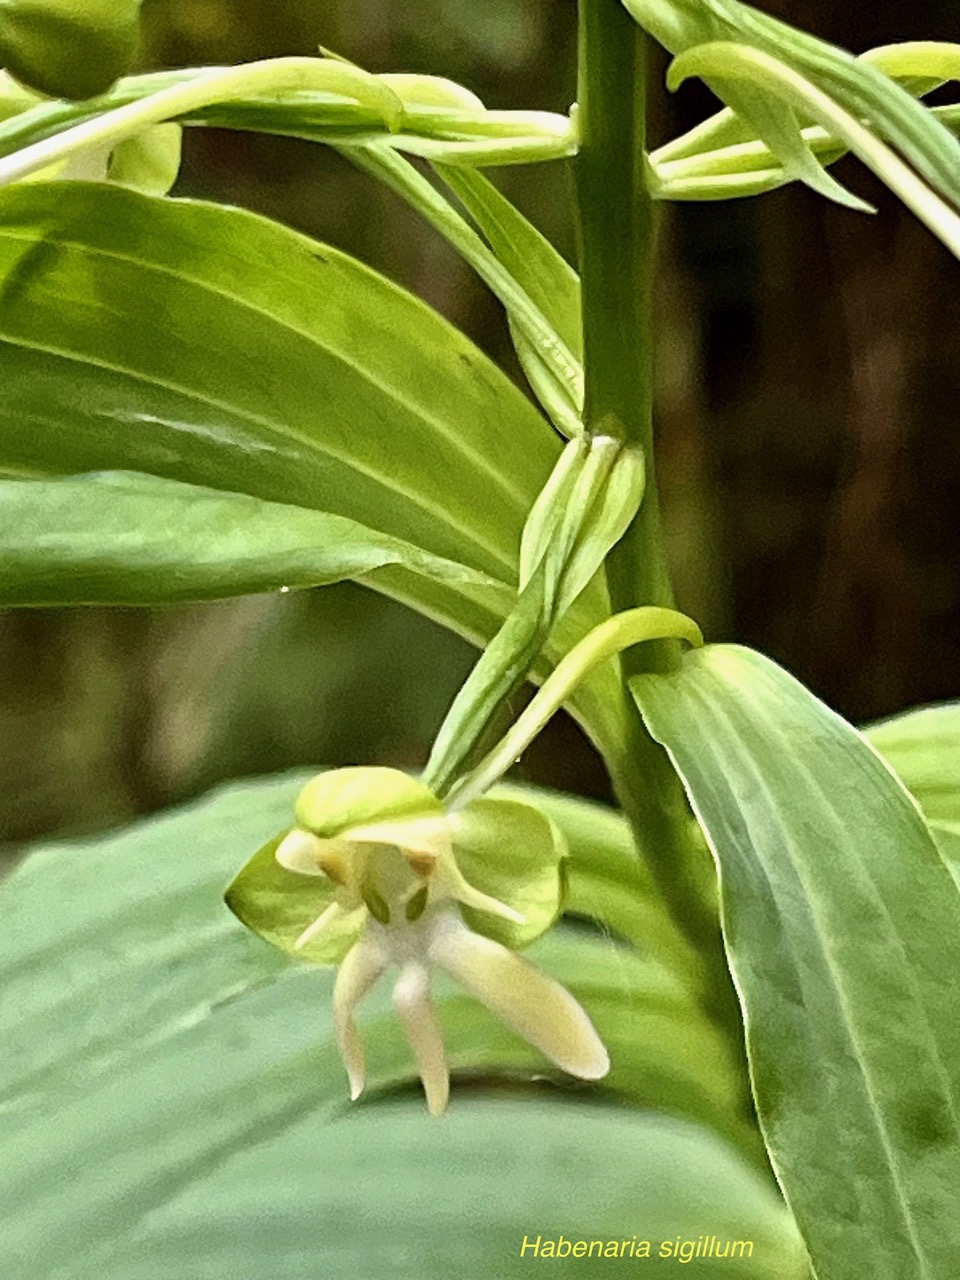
0;471;511;607
867;701;960;835
0;772;801;1277
0;179;625;763
633;645;960;1280
0;178;569;652
0;180;554;586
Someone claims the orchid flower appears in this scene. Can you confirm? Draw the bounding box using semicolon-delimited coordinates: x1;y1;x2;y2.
226;767;609;1115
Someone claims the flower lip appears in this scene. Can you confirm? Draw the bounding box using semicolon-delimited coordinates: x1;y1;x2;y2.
329;904;610;1117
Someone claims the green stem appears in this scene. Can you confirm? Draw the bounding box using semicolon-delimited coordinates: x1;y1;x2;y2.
574;0;740;1041
575;0;675;670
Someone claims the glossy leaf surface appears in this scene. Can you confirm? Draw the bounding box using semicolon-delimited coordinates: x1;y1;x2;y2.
0;772;803;1278
0;180;556;587
0;471;510;606
634;645;960;1280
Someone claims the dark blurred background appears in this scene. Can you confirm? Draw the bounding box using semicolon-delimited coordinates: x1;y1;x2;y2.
2;0;959;848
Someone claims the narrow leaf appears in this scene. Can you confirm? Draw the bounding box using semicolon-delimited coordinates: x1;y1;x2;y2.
435;165;581;356
668;41;960;258
0;471;510;606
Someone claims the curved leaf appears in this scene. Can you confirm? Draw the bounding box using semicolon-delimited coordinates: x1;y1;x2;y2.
634;645;960;1280
0;470;512;607
623;0;960;210
667;41;960;259
0;180;556;588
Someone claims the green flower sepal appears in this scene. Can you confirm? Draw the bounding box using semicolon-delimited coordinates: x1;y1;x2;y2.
225;767;608;1114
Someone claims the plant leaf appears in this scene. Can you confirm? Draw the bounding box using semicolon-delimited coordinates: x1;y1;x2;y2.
866;701;960;835
668;43;870;211
0;772;804;1277
633;645;960;1280
0;471;512;607
0;180;556;590
434;165;581;358
433;164;583;425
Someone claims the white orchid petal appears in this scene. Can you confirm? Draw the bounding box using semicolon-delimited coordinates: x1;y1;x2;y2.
333;932;390;1101
392;962;450;1117
428;914;610;1081
275;829;326;876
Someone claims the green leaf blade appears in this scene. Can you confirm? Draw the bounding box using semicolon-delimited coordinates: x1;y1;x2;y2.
0;471;513;607
633;645;960;1280
0;180;557;583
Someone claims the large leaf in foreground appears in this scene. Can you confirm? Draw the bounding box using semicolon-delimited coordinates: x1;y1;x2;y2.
0;470;510;607
0;180;556;585
0;773;802;1278
633;645;960;1280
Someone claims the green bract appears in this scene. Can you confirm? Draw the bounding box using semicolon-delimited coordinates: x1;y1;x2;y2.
0;0;139;100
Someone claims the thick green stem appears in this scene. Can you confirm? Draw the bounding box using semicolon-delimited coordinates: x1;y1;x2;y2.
574;0;741;1043
575;0;675;670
